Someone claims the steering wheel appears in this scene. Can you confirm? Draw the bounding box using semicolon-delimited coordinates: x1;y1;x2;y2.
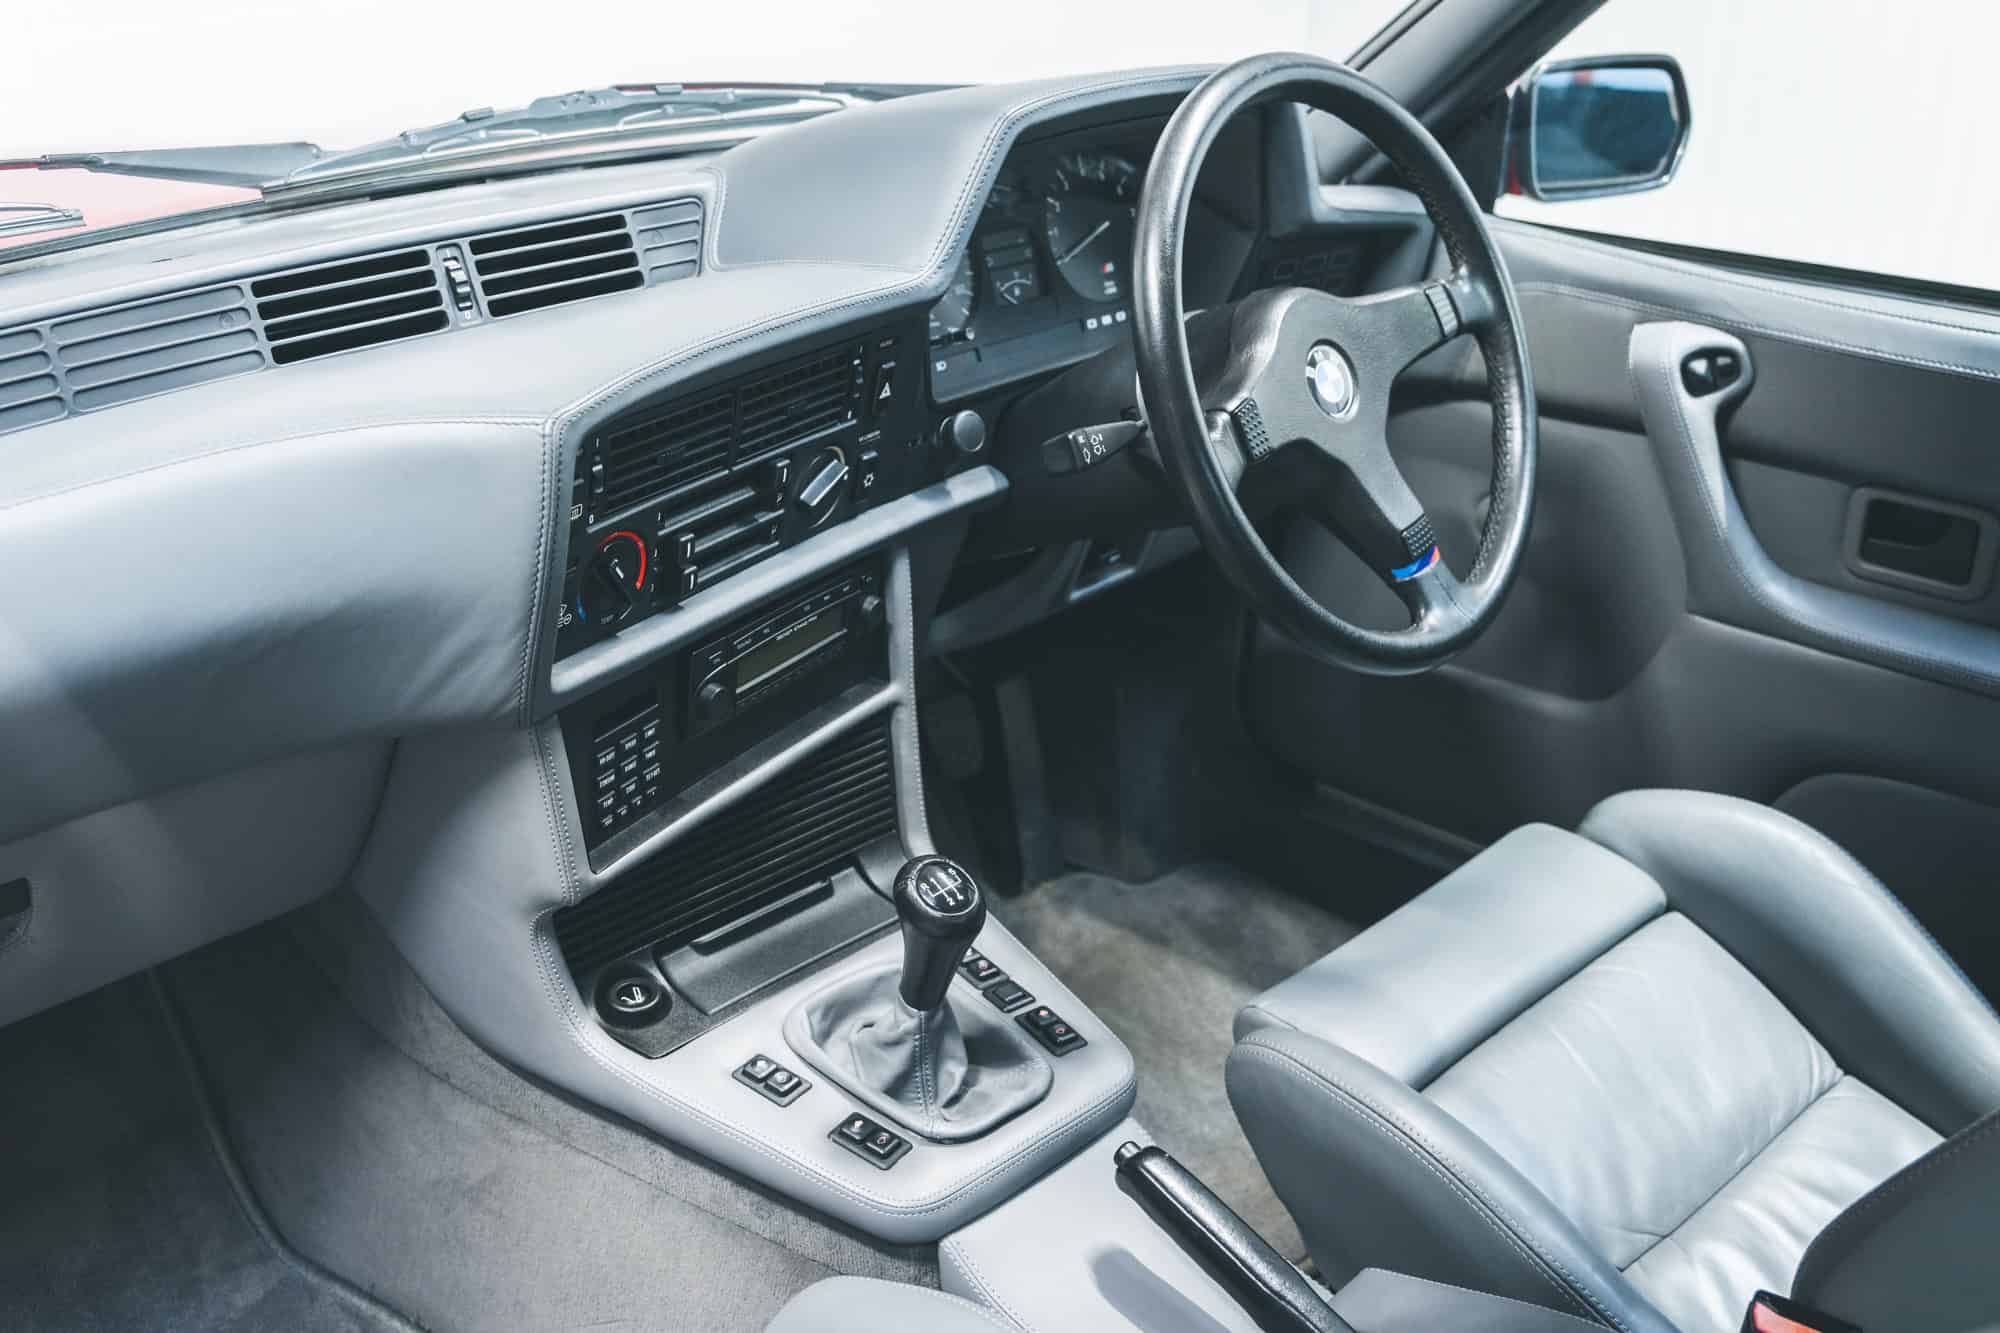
1134;53;1537;674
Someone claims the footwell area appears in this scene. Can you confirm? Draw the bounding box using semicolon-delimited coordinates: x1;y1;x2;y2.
0;894;932;1333
997;861;1357;1261
0;978;406;1333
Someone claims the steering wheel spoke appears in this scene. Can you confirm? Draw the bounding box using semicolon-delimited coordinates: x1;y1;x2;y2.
1308;441;1440;590
1343;280;1462;383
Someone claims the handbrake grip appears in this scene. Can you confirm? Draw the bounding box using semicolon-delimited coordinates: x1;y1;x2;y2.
1114;1141;1356;1333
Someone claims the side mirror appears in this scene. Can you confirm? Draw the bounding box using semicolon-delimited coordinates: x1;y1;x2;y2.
1507;55;1690;201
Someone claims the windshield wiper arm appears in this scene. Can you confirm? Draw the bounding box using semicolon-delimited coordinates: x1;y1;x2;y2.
269;84;854;194
8;142;326;189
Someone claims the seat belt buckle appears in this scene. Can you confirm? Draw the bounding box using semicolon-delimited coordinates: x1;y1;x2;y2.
1742;1291;1860;1333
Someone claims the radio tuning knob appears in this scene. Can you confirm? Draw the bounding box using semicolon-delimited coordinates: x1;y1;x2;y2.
937;409;986;456
858;592;885;629
694;679;733;724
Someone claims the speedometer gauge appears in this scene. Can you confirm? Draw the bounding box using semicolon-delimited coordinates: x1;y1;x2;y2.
1041;151;1138;304
928;251;977;343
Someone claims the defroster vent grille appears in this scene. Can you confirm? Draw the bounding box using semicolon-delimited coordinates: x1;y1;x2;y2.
470;212;644;317
554;723;898;976
252;250;448;364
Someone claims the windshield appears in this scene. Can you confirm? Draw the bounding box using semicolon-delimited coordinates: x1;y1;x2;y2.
4;0;1409;253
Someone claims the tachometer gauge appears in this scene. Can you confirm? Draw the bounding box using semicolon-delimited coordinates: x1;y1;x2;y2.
1042;151;1139;304
928;251;977;343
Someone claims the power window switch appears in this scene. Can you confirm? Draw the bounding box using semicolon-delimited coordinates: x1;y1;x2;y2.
985;979;1033;1012
736;1056;810;1105
960;955;1004;988
1019;1009;1088;1056
829;1115;911;1169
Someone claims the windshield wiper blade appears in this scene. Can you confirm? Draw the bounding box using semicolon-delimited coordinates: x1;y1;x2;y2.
0;201;87;239
11;142;326;188
270;84;853;194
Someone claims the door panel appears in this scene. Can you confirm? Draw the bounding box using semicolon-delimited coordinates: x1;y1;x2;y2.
1249;219;2000;988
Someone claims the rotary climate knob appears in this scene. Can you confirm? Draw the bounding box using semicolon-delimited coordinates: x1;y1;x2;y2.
796;448;850;528
577;530;649;626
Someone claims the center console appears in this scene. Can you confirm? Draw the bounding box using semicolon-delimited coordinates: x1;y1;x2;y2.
352;277;1136;1249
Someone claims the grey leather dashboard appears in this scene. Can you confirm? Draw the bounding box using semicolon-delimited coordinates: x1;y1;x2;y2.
0;66;1231;1219
0;66;1209;849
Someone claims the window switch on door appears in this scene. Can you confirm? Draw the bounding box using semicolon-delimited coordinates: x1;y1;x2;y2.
1681;349;1741;396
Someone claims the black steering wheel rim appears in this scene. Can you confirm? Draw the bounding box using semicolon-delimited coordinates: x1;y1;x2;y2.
1133;53;1537;674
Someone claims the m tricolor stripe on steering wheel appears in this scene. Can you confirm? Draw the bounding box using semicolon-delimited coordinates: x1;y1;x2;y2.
1390;546;1440;582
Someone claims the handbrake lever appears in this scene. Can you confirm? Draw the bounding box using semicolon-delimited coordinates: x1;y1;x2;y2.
1114;1141;1356;1333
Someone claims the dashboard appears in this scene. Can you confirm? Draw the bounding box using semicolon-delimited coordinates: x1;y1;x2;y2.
0;68;1436;1050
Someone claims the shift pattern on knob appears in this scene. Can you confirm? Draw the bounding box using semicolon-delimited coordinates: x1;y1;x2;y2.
893;855;987;1012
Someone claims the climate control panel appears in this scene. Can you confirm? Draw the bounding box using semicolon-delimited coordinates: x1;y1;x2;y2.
557;319;929;659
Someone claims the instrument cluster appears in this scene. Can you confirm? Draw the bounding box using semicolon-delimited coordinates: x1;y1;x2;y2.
927;127;1159;403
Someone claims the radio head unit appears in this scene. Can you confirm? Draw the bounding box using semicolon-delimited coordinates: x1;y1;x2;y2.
560;558;889;862
687;567;884;736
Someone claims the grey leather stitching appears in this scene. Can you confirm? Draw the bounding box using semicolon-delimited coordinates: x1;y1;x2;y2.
1594;793;2000;1030
940;1238;1037;1332
1502;221;2000;349
1236;1040;1622;1329
1360;1273;1606;1329
1527;278;2000;385
1795;1107;2000;1288
518;417;557;727
1633;334;2000;696
531;722;581;907
1615;1072;1845;1274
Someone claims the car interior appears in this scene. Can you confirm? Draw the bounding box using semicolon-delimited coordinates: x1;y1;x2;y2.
3;2;1998;1331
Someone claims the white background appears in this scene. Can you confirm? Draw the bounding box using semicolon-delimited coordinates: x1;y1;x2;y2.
9;0;1998;292
4;0;1403;155
1500;0;2000;290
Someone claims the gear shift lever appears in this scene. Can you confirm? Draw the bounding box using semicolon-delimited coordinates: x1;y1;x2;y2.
893;855;986;1011
785;851;1049;1141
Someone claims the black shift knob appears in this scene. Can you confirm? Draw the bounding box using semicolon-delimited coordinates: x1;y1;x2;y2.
892;855;987;1012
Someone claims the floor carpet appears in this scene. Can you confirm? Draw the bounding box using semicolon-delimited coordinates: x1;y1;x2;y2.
0;977;411;1333
0;891;933;1333
997;861;1358;1260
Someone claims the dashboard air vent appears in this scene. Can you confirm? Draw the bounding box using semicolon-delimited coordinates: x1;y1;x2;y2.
736;346;854;458
469;212;643;317
553;722;898;976
585;337;861;526
252;250;447;364
597;388;734;514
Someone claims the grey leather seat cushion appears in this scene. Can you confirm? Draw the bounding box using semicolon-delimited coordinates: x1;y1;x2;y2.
1230;791;2000;1333
766;1277;1017;1331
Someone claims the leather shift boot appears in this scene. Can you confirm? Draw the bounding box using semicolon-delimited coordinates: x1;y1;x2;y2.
785;965;1052;1142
